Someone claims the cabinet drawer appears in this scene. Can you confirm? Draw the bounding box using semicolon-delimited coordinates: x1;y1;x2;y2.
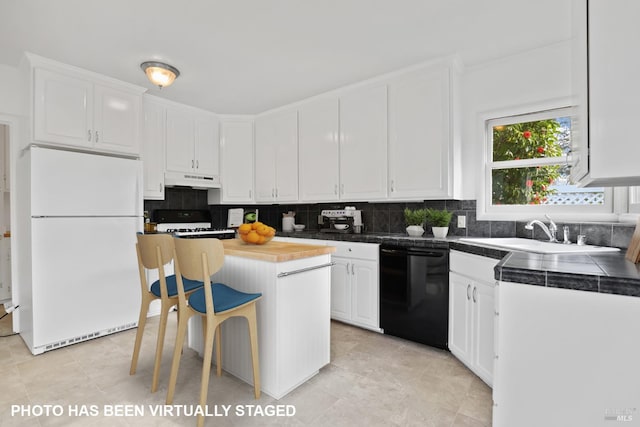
329;241;379;260
450;250;498;284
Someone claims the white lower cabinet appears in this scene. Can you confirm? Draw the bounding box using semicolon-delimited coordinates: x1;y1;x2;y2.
277;237;380;331
330;257;352;320
329;241;380;331
493;282;640;427
449;250;497;386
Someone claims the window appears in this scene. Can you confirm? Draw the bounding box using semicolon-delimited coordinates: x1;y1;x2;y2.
481;106;614;220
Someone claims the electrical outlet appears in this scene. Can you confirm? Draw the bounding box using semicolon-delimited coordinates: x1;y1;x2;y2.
457;215;466;229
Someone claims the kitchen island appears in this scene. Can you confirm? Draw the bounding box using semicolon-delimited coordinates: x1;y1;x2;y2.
187;239;335;399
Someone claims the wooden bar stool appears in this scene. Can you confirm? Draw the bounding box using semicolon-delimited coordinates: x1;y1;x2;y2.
166;237;262;427
130;233;203;392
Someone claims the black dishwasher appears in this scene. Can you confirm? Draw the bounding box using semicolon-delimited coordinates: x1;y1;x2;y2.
379;245;449;349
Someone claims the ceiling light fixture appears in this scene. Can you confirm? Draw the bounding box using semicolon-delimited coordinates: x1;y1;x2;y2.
140;61;180;89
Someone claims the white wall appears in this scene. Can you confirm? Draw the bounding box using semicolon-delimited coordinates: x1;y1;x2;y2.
459;40;573;200
0;64;24;116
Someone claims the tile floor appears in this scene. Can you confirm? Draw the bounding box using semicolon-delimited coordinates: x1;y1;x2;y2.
0;307;492;426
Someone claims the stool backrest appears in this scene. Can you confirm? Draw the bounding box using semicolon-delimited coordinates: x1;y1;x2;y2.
173;238;225;314
173;238;224;282
137;233;174;269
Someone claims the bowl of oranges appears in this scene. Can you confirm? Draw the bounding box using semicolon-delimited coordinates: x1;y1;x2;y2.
237;221;276;245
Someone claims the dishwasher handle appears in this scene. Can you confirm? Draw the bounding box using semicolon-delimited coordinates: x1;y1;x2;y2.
382;246;447;258
407;248;447;257
380;248;407;255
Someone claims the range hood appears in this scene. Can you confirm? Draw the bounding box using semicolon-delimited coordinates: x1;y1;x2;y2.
164;171;221;189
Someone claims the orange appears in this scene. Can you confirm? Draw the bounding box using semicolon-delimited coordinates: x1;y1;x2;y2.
245;230;260;243
256;235;266;244
238;223;252;235
256;225;269;236
251;221;263;230
266;227;276;237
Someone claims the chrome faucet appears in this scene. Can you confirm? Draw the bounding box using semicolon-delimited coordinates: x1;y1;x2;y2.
525;214;558;243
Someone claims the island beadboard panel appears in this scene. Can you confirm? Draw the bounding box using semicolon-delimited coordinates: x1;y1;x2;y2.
188;251;333;399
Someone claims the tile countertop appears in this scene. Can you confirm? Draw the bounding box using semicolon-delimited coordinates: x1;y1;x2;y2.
279;231;640;298
493;250;640;297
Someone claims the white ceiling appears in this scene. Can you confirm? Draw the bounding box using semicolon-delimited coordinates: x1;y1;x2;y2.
0;0;572;114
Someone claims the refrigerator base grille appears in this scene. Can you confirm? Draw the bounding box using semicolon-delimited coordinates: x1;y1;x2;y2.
40;321;138;353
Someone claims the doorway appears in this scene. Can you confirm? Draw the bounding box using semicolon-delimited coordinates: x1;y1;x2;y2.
0;122;14;334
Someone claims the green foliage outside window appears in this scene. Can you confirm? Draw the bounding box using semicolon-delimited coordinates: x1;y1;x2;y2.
492;119;566;205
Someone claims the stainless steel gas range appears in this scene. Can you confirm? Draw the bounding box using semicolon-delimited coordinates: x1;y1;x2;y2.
153;209;235;239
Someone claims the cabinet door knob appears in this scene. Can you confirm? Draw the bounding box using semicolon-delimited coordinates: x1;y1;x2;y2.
390;179;395;192
466;284;471;300
87;130;92;141
472;286;477;303
159;183;162;192
192;159;194;168
196;160;199;169
249;189;252;199
334;184;338;195
95;131;99;143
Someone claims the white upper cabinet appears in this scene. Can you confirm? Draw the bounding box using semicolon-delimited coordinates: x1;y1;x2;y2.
298;97;340;202
339;84;388;201
388;64;456;199
34;69;93;148
254;109;298;203
142;96;165;200
295;60;459;203
31;57;143;156
573;0;640;186
92;84;142;154
217;119;254;203
165;105;219;179
194;112;219;177
165;107;194;172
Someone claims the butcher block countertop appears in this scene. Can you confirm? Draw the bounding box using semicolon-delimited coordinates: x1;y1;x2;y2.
222;238;335;262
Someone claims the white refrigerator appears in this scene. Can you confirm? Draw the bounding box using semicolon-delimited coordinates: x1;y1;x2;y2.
20;146;143;355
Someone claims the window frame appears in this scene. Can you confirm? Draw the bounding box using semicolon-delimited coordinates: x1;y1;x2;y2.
477;100;616;222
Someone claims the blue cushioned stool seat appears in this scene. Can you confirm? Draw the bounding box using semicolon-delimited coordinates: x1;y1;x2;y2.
150;275;203;298
189;283;262;314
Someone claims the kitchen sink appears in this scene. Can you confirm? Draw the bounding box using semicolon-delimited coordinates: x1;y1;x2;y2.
457;237;620;254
